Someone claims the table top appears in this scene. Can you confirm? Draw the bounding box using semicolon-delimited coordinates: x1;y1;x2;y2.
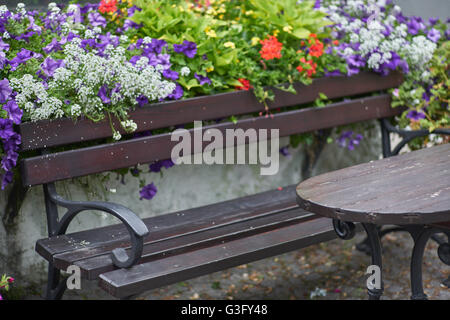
296;144;450;225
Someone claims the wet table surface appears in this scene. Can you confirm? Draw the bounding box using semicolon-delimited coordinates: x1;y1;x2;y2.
296;144;450;225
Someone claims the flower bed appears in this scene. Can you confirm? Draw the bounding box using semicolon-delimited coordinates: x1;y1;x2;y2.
0;0;448;195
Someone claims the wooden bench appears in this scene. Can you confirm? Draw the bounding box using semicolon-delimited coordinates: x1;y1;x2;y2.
19;72;406;299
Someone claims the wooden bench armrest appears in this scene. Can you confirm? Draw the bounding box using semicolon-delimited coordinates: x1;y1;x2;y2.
44;183;149;268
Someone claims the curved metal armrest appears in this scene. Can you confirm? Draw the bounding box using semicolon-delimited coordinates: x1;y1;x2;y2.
45;184;149;268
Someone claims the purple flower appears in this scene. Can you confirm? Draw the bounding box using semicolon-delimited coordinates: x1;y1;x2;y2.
3;100;23;124
128;6;142;17
98;85;111;104
136;95;149;107
0;79;12;103
406;110;426;121
428;17;439;26
1;171;13;190
0;119;15;140
3;132;21;153
280;146;291;157
393;88;399;97
167;83;184;100
149;161;163;173
88;12;106;28
427;28;441;43
407;18;424;35
41;57;65;77
43;38;62;54
346;55;365;76
148;39;168;54
1;150;18;171
161;159;174;169
123;19;140;31
173;40;197;58
80;3;99;14
139;183;157;200
0;39;9;51
156;54;171;70
0;52;6;69
8;49;42;71
163;69;179;80
194;73;212;85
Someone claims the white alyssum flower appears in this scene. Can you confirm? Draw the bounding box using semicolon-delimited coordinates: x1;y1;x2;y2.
180;67;191;77
113;132;122;141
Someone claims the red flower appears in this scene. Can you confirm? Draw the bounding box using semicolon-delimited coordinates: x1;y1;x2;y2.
297;58;317;78
99;0;117;14
259;36;283;60
308;34;324;58
235;78;252;91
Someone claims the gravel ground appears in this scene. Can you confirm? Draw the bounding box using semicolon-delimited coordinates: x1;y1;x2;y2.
29;228;449;300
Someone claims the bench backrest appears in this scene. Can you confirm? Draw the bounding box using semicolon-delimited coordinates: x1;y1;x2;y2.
19;72;404;187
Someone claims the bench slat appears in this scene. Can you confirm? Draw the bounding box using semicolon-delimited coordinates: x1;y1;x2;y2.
98;217;337;298
36;185;298;268
22;95;403;186
18;72;403;151
70;207;315;280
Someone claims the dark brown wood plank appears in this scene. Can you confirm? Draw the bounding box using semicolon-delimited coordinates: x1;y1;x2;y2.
64;208;316;280
296;144;450;225
36;185;298;263
18;72;403;151
98;217;339;298
21;94;403;186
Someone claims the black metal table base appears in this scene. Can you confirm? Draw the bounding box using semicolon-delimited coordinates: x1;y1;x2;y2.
333;220;449;300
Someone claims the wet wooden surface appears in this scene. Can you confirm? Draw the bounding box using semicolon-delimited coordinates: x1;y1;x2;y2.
296;144;450;225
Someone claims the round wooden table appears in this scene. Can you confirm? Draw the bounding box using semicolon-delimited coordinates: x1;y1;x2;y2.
296;143;450;300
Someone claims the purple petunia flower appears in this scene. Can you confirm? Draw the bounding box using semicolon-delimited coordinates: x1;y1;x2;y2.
406;110;426;121
136;95;149;107
139;182;157;200
149;161;163;173
148;39;168;54
0;79;12;104
173;40;197;58
346;55;365;76
0;39;9;51
167;83;184;100
41;57;65;77
123;19;140;31
98;85;111;104
0;119;15;140
156;54;171;70
407;18;424;35
163;69;179;80
194;73;212;85
0;52;6;69
8;49;42;71
1;171;13;190
88;12;106;28
280;146;291;157
428;17;439;26
1;149;18;171
427;28;441;43
161;159;175;169
3;100;23;124
43;38;62;54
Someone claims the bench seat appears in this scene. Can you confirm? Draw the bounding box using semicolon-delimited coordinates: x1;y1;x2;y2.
36;185;338;298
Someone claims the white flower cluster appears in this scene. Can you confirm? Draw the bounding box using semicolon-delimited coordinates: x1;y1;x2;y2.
10;74;65;121
52;38;174;127
11;37;176;129
323;0;437;72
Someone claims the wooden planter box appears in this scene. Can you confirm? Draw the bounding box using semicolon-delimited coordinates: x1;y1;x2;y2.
18;72;404;186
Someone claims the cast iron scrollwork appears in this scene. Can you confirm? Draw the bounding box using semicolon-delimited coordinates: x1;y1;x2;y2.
332;219;356;240
44;183;149;268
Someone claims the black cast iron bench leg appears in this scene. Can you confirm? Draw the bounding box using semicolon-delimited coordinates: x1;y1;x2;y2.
42;182;148;300
333;220;384;300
